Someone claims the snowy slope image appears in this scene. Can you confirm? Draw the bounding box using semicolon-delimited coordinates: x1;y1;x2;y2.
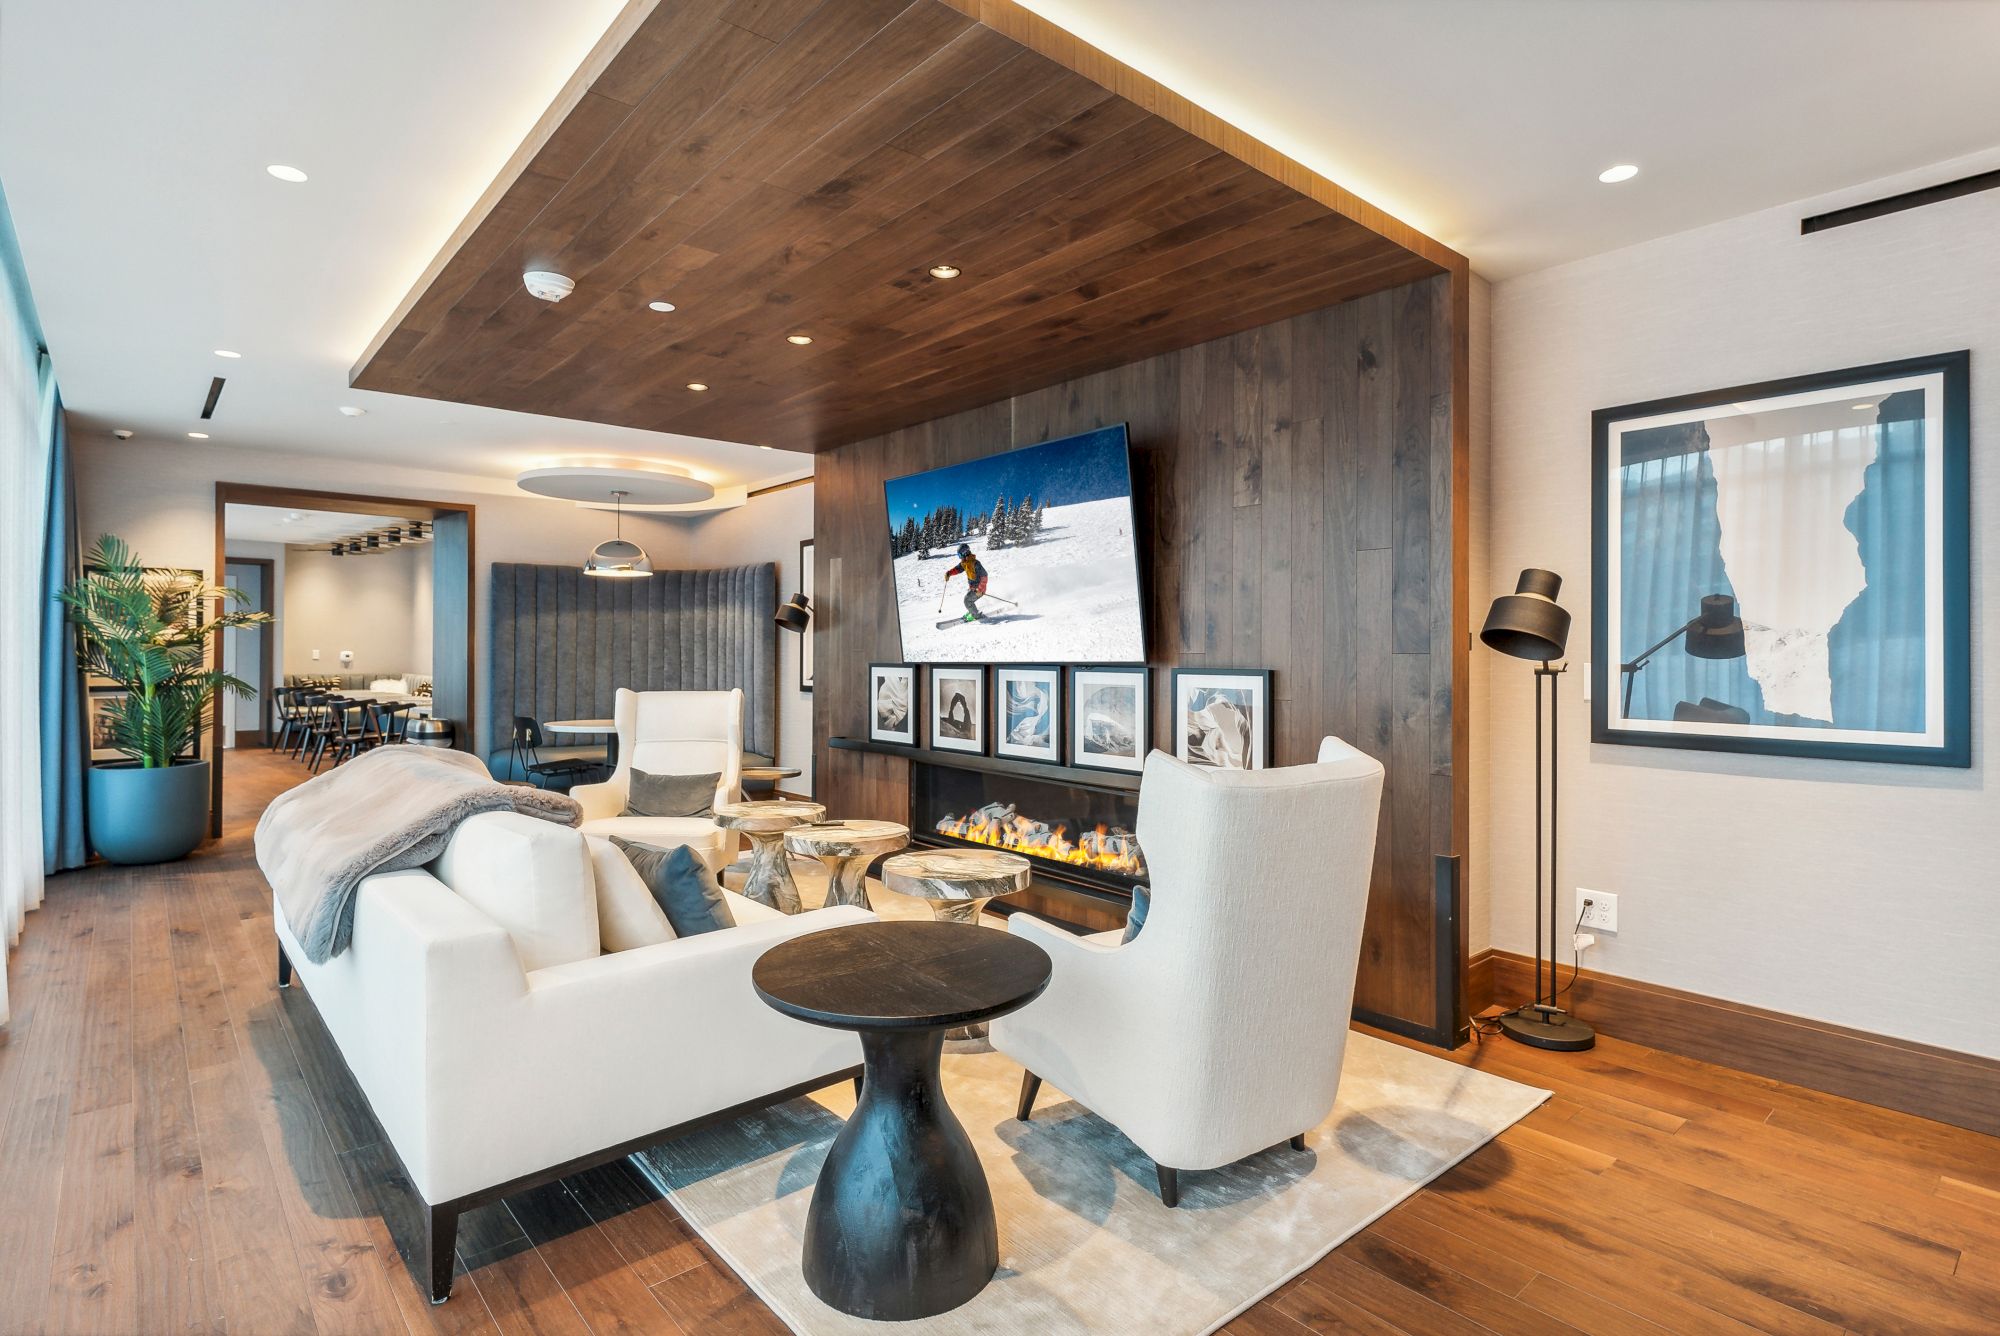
884;426;1146;664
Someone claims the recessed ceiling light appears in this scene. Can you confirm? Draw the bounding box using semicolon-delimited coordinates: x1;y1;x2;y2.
929;263;962;279
214;349;242;359
338;405;366;417
187;431;209;439
285;511;304;521
648;300;676;313
1851;402;1874;410
1598;164;1639;184
786;334;813;345
686;382;709;392
266;164;308;183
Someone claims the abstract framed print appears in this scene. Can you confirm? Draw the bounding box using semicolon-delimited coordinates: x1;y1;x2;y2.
928;665;987;755
867;662;918;747
1592;351;1970;766
994;664;1062;765
1069;666;1148;773
1172;668;1272;770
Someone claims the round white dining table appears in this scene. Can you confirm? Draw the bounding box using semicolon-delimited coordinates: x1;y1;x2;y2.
544;718;617;766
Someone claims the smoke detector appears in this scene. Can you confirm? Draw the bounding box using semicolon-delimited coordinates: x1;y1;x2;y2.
523;270;576;302
112;428;134;440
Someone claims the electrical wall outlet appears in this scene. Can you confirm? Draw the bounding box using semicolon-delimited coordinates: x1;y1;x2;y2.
1578;890;1618;933
311;648;321;661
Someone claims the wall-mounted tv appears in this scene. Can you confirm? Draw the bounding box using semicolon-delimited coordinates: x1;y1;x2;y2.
884;424;1145;664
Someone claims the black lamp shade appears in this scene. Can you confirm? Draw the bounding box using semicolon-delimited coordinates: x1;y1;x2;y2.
1481;568;1571;662
1686;593;1746;660
775;592;812;632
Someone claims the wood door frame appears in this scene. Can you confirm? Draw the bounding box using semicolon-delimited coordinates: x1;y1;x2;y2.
221;554;276;746
213;483;478;837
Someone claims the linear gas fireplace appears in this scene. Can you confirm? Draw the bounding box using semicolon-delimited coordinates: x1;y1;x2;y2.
910;760;1145;899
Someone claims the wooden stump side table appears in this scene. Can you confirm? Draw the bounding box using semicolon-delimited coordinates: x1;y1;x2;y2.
881;848;1033;1039
752;921;1051;1321
714;799;825;914
782;820;908;910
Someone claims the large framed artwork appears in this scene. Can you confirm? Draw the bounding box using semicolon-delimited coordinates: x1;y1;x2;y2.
1592;351;1969;766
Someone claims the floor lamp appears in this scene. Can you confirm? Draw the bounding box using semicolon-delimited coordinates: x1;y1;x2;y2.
1481;569;1594;1052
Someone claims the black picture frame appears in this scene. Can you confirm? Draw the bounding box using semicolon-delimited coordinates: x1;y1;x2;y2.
866;662;919;747
1591;350;1970;767
798;539;814;693
992;663;1064;766
927;664;988;755
1171;667;1274;770
1068;664;1149;774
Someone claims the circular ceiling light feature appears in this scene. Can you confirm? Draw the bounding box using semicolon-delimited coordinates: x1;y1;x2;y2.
648;300;676;313
266;164;308;183
187;431;210;439
1597;164;1639;184
686;382;709;392
522;270;576;302
338;405;367;417
515;463;716;508
786;334;813;345
929;263;961;279
214;349;242;359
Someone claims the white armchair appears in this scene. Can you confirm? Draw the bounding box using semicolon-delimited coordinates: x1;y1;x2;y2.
571;687;745;871
989;737;1384;1205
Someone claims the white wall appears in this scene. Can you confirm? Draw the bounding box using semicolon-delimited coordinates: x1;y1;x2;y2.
669;482;816;793
281;541;432;679
1487;149;2000;1058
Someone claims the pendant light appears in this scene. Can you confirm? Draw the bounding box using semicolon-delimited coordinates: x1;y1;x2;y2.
583;489;653;578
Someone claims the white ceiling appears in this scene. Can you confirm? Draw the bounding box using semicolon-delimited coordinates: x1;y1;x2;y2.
225;503;404;545
0;0;813;488
1020;0;2000;278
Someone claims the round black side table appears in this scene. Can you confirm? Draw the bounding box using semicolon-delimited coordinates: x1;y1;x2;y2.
752;920;1051;1321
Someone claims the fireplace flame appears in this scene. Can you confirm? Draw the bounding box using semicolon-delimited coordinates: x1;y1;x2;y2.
934;802;1145;877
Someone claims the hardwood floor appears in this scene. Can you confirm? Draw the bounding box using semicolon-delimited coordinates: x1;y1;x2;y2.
5;748;2000;1333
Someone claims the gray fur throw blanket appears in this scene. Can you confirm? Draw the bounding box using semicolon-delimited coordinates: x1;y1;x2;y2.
256;745;581;963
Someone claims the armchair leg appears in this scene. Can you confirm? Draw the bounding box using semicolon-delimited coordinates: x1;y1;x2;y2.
277;944;292;989
1290;1133;1307;1152
1015;1071;1042;1121
852;1073;864;1100
425;1201;460;1304
1156;1164;1179;1209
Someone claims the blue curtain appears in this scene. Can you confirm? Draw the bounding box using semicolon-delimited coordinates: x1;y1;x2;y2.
39;355;84;872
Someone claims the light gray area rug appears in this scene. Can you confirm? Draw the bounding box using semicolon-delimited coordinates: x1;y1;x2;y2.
632;1032;1548;1334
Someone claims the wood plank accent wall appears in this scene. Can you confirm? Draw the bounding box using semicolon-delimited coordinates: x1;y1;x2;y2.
815;273;1463;1033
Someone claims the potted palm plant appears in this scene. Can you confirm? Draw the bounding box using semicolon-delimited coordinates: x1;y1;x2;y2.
60;535;271;864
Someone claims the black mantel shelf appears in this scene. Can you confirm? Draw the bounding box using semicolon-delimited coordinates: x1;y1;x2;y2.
828;737;1142;793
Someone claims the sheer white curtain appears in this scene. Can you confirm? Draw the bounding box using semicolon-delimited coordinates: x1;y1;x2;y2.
0;197;51;1028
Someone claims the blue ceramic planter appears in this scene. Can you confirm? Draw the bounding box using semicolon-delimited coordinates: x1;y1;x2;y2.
87;760;210;864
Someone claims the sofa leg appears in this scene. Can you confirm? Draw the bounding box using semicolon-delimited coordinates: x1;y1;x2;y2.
1015;1071;1042;1121
1290;1133;1307;1152
277;944;293;989
426;1202;459;1304
1156;1164;1179;1209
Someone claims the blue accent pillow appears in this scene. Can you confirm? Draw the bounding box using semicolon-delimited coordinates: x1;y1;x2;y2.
1122;884;1149;943
613;838;736;937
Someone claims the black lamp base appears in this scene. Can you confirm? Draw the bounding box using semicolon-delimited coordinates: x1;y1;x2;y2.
1498;1004;1596;1052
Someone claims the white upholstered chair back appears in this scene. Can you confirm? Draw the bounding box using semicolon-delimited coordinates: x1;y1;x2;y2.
611;688;744;809
991;736;1384;1172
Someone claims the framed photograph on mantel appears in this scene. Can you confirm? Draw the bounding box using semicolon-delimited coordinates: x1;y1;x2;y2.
994;664;1062;765
928;665;987;755
1173;668;1273;770
1070;665;1147;773
867;663;918;747
1592;350;1970;767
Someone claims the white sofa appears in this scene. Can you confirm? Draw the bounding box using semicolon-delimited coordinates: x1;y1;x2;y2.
273;809;869;1302
991;738;1384;1206
572;687;744;872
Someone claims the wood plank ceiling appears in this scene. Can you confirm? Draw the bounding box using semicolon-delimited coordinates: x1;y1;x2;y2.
352;0;1450;453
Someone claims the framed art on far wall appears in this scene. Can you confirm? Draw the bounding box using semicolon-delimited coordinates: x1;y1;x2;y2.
867;663;918;747
994;664;1062;765
928;665;987;755
1592;350;1970;766
1172;668;1272;770
798;539;814;693
1069;665;1147;773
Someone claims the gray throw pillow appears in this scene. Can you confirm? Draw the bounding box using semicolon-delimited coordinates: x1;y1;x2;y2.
623;768;720;819
1121;884;1149;943
612;838;736;937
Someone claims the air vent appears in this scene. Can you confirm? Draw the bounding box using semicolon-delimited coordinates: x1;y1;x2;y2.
200;376;226;420
1802;168;2000;234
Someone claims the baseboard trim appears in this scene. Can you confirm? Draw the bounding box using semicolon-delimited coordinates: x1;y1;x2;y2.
1474;947;2000;1137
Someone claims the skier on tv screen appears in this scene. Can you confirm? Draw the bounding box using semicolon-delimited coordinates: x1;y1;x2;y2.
943;544;989;622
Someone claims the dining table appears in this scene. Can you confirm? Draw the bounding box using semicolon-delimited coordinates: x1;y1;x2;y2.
543;718;616;766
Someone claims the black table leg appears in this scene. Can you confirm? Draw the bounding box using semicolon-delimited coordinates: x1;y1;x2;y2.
803;1026;997;1320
